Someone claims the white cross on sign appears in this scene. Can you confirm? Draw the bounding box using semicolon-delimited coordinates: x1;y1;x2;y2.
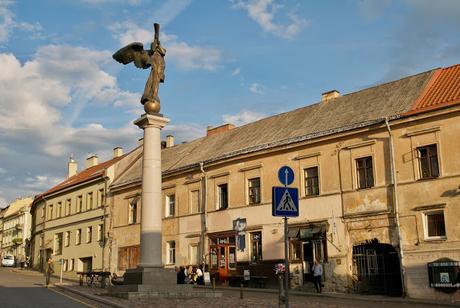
276;189;298;212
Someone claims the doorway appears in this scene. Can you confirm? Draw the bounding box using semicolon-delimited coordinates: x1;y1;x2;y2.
209;235;236;283
79;257;93;272
352;240;402;296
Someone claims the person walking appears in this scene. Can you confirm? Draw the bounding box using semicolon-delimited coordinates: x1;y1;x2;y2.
45;257;54;287
312;258;323;293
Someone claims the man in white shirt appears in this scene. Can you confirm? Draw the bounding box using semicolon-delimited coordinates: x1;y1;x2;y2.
312;258;323;293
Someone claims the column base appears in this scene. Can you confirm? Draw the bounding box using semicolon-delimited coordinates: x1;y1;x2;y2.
122;266;176;286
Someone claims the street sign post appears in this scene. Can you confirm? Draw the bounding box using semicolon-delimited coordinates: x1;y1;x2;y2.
59;258;64;284
272;166;298;308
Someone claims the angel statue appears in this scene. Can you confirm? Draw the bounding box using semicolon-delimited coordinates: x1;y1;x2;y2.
113;23;166;114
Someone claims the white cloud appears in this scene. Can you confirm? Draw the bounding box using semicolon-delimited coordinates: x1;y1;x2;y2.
222;110;266;126
162;123;206;142
249;82;264;94
0;1;42;44
0;46;142;203
381;0;460;80
232;0;309;40
110;21;223;71
232;67;241;76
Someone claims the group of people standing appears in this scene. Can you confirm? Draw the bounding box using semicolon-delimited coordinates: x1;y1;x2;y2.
176;264;205;285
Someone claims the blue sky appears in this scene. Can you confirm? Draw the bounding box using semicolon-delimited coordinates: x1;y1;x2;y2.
1;0;460;206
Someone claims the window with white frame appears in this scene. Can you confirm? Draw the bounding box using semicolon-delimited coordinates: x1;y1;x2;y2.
76;229;81;245
97;224;103;242
87;192;93;210
57;202;62;218
65;199;71;216
165;194;175;217
190;190;200;214
69;259;75;271
167;241;176;264
356;156;374;189
98;189;104;207
64;231;70;247
77;195;83;213
129;198;138;224
304;167;319;196
424;210;446;239
248;178;261;205
63;259;68;271
86;226;92;243
417;144;439;179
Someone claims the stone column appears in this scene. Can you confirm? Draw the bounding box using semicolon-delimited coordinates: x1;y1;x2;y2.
134;113;169;268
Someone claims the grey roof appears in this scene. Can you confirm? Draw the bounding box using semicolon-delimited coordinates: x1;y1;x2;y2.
111;69;434;189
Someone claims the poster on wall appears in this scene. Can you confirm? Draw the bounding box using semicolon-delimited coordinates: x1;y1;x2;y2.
233;218;247;251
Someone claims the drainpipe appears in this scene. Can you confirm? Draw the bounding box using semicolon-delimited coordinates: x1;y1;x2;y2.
101;176;109;272
384;117;406;296
336;144;352;289
199;162;208;268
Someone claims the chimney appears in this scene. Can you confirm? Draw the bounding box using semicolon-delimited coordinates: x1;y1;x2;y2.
321;90;340;102
166;135;174;148
113;147;123;158
85;155;98;169
138;138;144;146
207;123;236;137
67;155;78;178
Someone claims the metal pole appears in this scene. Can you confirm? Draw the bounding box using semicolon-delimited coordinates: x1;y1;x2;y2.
284;217;289;308
60;259;63;284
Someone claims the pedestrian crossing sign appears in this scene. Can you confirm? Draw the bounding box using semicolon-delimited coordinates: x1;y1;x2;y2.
272;186;299;217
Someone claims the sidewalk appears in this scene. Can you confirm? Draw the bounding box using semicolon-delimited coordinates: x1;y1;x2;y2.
13;269;459;307
196;285;459;307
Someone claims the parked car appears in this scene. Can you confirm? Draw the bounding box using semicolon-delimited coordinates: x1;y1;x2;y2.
1;255;15;267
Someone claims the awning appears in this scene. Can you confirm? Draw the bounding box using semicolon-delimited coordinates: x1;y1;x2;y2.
287;224;328;239
287;228;299;238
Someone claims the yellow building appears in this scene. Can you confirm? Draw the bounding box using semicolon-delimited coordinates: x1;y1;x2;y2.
30;149;124;275
108;64;458;300
1;197;33;262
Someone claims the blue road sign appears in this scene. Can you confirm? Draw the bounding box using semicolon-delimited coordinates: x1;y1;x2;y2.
272;186;299;217
278;166;294;186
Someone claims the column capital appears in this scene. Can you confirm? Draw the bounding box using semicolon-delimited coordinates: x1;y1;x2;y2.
134;113;170;130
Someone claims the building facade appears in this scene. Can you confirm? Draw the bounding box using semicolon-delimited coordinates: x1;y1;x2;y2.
106;64;460;300
1;197;33;263
30;149;125;276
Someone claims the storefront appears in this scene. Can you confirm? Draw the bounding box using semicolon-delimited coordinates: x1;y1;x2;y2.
288;223;328;287
209;232;237;282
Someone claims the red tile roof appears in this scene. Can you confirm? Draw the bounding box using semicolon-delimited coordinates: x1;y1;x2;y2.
405;64;460;115
37;155;125;199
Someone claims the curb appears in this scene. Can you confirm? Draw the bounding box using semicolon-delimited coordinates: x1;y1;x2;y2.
11;269;43;276
54;284;129;308
194;285;458;307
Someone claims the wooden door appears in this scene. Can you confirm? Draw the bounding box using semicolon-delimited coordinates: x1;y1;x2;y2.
218;246;228;282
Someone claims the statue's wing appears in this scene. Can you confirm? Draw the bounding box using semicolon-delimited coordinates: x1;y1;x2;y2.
112;42;150;69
